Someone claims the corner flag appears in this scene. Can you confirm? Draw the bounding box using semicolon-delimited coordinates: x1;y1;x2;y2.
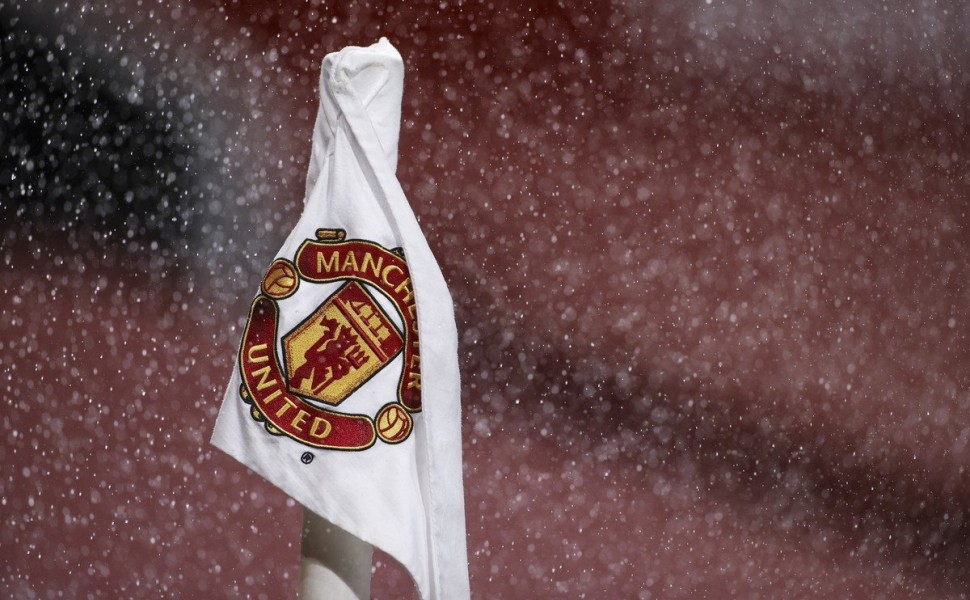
211;38;470;600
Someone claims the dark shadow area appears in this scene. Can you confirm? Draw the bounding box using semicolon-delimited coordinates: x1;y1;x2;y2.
0;5;210;275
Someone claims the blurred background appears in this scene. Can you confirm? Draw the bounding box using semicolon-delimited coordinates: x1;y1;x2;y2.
2;0;969;598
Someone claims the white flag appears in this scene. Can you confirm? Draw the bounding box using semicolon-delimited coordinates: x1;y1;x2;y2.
211;38;470;600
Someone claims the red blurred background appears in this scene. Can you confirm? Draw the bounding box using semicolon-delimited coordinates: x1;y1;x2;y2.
2;1;969;598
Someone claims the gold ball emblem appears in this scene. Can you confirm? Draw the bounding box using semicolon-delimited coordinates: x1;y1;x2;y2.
262;259;299;299
376;403;413;444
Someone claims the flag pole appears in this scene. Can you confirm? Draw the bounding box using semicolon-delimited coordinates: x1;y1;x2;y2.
299;508;374;600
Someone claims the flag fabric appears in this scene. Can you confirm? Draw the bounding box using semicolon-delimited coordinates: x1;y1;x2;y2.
211;38;470;600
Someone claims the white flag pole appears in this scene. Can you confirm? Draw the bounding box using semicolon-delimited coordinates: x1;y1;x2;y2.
299;509;373;600
327;40;470;599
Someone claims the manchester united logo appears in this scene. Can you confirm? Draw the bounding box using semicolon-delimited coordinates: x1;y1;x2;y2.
284;280;405;405
237;228;421;451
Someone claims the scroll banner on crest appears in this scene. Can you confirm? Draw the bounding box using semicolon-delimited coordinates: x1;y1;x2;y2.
210;38;470;600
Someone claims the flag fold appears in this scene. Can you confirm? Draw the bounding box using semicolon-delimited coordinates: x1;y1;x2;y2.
211;38;469;600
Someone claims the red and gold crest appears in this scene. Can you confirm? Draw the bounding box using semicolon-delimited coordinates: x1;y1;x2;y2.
237;229;421;451
283;281;404;406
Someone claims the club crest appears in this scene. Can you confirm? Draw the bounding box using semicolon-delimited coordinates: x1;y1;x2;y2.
237;228;420;451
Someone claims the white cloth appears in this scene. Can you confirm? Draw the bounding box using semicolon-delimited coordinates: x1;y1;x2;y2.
211;38;470;600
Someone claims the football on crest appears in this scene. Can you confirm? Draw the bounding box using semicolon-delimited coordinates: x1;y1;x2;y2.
376;403;413;443
262;259;299;299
